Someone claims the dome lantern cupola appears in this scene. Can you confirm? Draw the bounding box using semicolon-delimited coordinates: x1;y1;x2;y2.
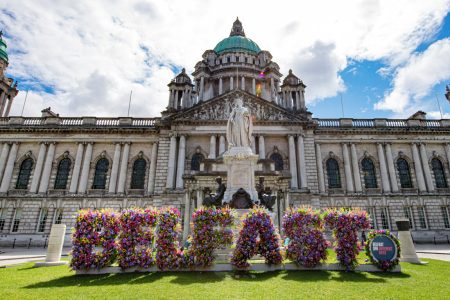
213;18;261;55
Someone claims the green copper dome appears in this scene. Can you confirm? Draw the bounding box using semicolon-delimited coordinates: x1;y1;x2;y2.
213;18;261;55
214;35;261;54
0;31;8;63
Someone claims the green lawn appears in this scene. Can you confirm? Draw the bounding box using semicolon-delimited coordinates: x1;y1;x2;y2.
0;258;448;300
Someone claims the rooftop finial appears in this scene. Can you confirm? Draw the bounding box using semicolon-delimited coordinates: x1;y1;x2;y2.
230;17;245;37
0;30;3;39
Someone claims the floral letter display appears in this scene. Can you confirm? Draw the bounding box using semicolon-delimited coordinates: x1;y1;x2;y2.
70;209;120;270
155;207;185;270
187;206;235;267
231;207;282;269
118;208;158;269
283;208;328;267
325;209;370;270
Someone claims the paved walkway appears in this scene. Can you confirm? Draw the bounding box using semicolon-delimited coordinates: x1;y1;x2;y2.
0;244;449;267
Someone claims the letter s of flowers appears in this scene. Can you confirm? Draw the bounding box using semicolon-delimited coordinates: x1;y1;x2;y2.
324;209;370;271
118;208;158;269
283;207;329;268
187;206;235;267
231;207;282;269
155;207;184;270
70;209;120;270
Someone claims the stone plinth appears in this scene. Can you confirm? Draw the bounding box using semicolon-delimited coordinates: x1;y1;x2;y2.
35;224;68;267
395;218;423;264
222;147;259;204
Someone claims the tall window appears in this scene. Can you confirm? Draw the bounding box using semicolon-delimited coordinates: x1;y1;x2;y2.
367;207;377;229
440;206;450;229
397;158;413;188
54;208;63;225
270;152;284;171
191;152;204;171
11;208;22;233
431;158;448;188
380;207;390;229
54;158;71;190
16;158;33;189
403;206;414;229
362;158;377;188
417;206;428;229
326;158;341;188
0;208;6;231
92;158;109;189
37;208;48;233
130;158;146;189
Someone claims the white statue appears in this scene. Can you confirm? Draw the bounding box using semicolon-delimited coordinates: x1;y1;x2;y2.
226;97;253;148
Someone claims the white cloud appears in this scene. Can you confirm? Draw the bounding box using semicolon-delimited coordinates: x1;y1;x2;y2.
374;38;450;114
1;0;449;117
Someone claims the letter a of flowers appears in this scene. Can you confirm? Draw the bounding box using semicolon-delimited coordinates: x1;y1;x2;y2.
155;207;184;270
283;207;329;268
70;209;120;270
231;207;282;269
325;209;370;270
118;208;158;269
187;206;235;267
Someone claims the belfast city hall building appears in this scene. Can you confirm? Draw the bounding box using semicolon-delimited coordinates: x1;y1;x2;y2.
0;19;449;246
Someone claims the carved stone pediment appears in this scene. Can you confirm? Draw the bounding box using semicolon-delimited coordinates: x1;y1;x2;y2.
172;90;306;123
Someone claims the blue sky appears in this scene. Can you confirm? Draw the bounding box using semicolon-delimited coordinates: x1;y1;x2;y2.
1;1;450;119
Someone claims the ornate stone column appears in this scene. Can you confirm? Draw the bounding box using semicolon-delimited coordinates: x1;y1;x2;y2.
117;142;130;193
252;78;256;95
78;142;93;193
230;76;234;90
342;143;354;193
219;135;226;155
419;143;434;192
108;143;122;193
196;189;202;208
38;142;56;193
176;135;186;189
288;135;298;189
166;135;177;189
30;143;47;193
0;142;10;184
315;143;325;193
0;142;19;193
147;142;158;194
69;143;84;193
182;190;191;241
219;77;223;94
251;136;256;153
297;135;307;189
350;143;362;192
199;77;204;101
377;143;391;193
445;144;450;172
411;143;426;192
270;77;275;101
385;143;399;192
241;76;245;90
208;135;216;159
4;97;13;117
258;135;266;159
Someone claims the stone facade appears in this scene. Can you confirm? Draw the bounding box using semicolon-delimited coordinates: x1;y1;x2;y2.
0;19;450;246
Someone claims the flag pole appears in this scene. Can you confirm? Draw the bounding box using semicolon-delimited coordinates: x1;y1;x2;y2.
21;90;29;116
435;93;443;119
127;90;132;117
340;94;345;118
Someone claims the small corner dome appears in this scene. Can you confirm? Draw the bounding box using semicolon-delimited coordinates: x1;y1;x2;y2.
213;18;261;55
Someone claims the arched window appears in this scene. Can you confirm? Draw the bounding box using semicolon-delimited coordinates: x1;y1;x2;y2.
191;152;204;171
431;158;447;188
270;152;284;171
397;158;412;188
16;158;33;189
130;158;146;189
92;158;109;189
54;158;71;190
362;158;377;188
326;158;341;188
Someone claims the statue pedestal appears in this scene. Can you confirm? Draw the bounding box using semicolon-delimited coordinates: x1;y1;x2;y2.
222;147;259;205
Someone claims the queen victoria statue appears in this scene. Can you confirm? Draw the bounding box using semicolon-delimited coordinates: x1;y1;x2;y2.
226;97;253;149
223;96;259;207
